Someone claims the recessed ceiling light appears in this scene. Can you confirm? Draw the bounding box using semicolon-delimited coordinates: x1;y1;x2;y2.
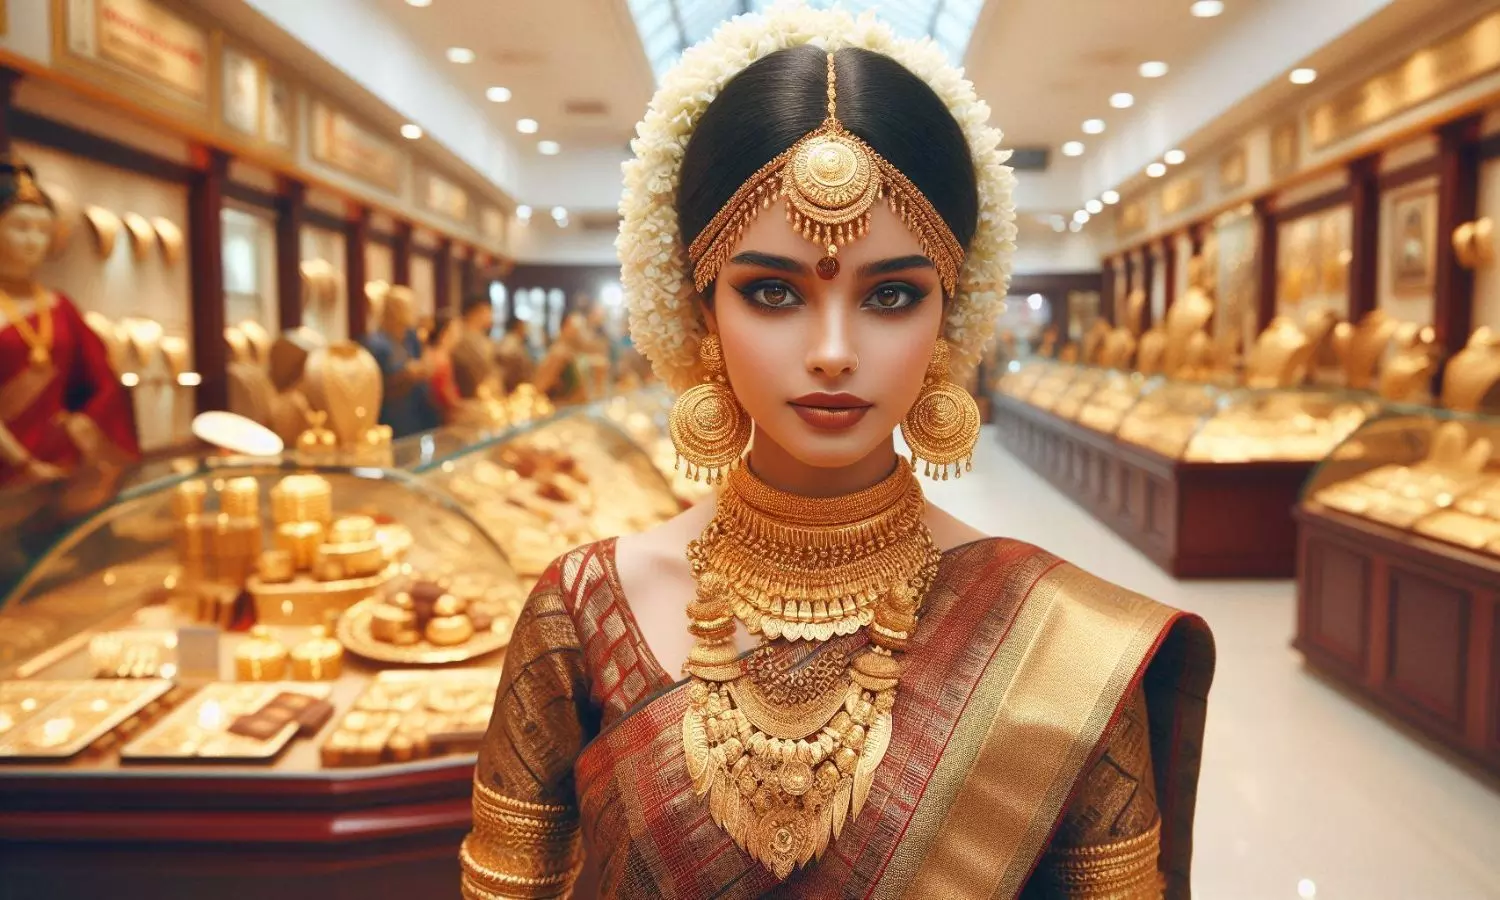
400;123;423;140
1139;61;1169;78
516;118;539;134
1086;199;1104;215
1069;221;1084;233
1165;148;1187;165
1073;210;1091;225
1110;92;1135;109
537;140;561;156
1191;1;1225;18
1062;141;1085;157
486;86;512;103
1082;119;1106;135
515;205;532;221
550;206;568;221
405;0;432;7
1102;190;1121;205
1051;218;1067;233
1290;68;1318;85
446;47;476;64
556;216;570;228
1147;162;1168;178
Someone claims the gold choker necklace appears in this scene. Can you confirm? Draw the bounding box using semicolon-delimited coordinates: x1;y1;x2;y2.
682;463;939;879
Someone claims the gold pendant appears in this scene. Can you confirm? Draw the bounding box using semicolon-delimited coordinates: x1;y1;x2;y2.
29;345;50;369
684;678;896;880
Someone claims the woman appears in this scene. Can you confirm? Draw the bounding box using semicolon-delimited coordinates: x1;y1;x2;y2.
362;286;440;437
425;313;462;420
532;312;590;406
0;157;137;486
461;9;1213;899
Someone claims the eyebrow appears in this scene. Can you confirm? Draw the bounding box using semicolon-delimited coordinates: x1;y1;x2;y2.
858;255;935;278
729;251;809;275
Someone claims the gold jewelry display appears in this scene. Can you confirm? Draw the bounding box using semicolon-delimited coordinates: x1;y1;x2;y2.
687;52;964;297
682;463;939;879
900;338;979;479
668;333;752;483
235;626;289;682
151;216;184;266
122;212;156;262
0;285;54;369
1440;327;1500;413
290;626;345;680
302;342;383;449
83;205;122;259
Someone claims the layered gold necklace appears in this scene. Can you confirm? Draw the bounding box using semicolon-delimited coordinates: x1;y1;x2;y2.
682;463;939;879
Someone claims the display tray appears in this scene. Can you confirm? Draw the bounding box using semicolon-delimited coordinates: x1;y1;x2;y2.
993;392;1310;578
1294;502;1500;779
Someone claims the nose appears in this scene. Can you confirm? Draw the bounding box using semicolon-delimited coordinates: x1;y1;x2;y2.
804;303;859;378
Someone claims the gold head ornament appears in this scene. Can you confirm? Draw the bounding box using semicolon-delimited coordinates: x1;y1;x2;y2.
688;52;963;297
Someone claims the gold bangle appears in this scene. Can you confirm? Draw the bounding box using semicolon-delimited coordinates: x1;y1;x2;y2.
1040;818;1164;899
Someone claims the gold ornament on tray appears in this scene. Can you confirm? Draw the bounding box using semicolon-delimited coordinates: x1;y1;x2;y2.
336;580;514;665
682;463;939;879
900;338;979;480
669;333;752;483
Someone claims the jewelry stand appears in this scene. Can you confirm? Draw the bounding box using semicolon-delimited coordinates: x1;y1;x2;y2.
1440;327;1500;413
1244;317;1313;388
1332;311;1399;391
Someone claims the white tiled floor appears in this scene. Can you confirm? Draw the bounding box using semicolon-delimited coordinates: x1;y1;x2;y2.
923;427;1500;900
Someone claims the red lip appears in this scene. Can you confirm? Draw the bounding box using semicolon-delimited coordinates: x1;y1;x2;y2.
788;393;872;432
790;392;872;409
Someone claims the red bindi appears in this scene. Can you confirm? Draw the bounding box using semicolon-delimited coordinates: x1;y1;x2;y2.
816;255;839;280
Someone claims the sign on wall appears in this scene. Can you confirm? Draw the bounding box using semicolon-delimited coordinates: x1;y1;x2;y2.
63;0;208;106
310;100;403;193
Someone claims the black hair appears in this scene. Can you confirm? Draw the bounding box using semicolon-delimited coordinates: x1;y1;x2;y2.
0;158;55;212
676;46;977;264
427;313;455;348
460;294;491;318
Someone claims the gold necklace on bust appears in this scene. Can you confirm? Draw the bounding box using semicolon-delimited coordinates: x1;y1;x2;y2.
682;463;939;880
0;285;53;369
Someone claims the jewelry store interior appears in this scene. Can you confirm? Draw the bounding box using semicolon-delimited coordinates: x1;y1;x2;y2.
2;1;1500;898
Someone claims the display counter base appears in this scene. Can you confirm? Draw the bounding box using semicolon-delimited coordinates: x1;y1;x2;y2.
1295;504;1500;780
994;394;1309;578
0;761;472;899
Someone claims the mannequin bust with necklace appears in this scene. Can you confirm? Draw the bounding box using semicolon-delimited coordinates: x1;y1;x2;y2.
0;157;138;486
461;21;1213;900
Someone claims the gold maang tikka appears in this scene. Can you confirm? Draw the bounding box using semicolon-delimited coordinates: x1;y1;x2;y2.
687;52;964;297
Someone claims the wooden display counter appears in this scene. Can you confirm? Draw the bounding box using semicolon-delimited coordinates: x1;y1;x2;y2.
1295;503;1500;779
993;393;1311;578
0;759;471;899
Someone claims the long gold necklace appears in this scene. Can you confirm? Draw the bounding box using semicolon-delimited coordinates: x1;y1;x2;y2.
0;285;54;369
682;463;939;879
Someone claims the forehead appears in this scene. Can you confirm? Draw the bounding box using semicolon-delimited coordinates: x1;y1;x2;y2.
3;202;54;221
727;198;925;265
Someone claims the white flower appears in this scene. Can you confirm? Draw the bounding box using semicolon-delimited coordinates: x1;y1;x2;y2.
620;1;1016;391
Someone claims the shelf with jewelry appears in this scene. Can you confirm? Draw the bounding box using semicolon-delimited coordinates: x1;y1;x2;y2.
0;458;527;896
1295;408;1500;778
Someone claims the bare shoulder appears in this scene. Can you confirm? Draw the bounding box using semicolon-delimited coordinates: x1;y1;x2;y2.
611;496;713;598
923;501;987;552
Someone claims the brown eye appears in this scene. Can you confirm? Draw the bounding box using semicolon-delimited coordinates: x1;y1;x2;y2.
739;281;802;309
863;284;920;311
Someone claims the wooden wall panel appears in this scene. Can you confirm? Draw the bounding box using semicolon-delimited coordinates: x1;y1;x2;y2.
1387;569;1469;729
1303;538;1370;672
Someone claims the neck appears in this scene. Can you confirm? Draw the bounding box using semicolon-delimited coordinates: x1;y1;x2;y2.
745;430;902;498
0;273;37;296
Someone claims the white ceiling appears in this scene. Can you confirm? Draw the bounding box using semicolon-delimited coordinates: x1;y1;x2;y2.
369;0;656;153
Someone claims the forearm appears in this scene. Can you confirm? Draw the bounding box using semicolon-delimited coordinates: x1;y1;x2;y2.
459;779;582;900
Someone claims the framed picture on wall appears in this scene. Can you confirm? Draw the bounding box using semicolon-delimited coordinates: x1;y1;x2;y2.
221;47;262;138
265;75;293;148
1389;186;1437;296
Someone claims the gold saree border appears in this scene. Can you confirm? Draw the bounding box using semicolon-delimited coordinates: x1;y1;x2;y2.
894;564;1177;900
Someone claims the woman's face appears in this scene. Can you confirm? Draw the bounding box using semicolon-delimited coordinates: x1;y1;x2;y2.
706;199;943;471
0;203;56;275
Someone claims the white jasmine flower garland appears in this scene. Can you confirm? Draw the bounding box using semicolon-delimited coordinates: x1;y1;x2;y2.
618;2;1018;391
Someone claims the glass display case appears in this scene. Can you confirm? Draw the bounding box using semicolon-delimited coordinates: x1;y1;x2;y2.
413;408;683;582
1075;370;1153;435
1026;363;1084;412
994;358;1055;400
1051;367;1111;421
0;459;523;772
1301;408;1500;553
1113;383;1377;462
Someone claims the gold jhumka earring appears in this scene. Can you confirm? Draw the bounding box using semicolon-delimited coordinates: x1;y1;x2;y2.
901;338;980;479
669;333;753;483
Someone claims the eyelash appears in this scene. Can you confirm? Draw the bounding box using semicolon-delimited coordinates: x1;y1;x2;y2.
735;279;927;314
